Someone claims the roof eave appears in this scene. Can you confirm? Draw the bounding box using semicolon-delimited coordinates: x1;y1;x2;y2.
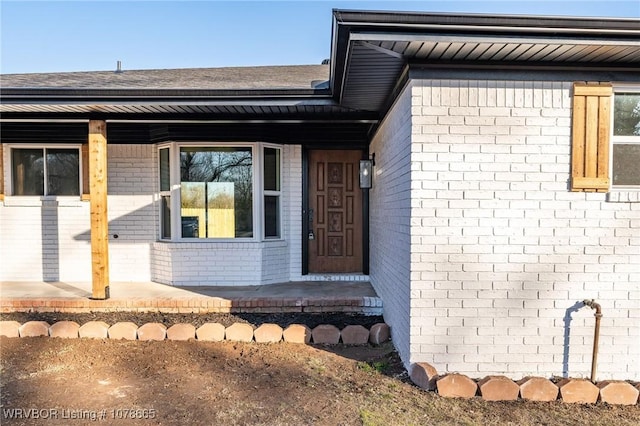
332;9;640;35
330;9;640;114
0;87;332;102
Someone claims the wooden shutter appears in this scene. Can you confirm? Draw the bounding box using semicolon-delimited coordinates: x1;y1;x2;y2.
571;82;612;192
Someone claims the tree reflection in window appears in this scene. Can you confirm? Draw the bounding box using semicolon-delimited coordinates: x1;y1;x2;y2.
614;93;640;136
613;93;640;186
180;147;253;238
12;148;79;196
46;149;79;195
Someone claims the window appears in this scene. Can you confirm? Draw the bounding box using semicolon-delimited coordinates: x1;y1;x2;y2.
612;92;640;187
159;143;281;240
159;147;171;239
263;147;281;238
180;146;253;238
11;147;80;196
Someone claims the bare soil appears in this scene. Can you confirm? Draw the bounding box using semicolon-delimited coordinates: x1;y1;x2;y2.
1;313;639;425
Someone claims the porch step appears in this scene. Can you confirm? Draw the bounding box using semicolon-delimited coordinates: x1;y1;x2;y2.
0;280;383;315
0;295;383;315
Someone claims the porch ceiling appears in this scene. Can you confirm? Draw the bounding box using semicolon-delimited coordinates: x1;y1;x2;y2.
331;10;640;111
0;120;375;146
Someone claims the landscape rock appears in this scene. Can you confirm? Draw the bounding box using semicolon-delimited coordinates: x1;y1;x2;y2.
478;375;520;401
436;373;478;398
282;324;311;344
597;381;639;405
137;323;167;341
167;323;196;341
225;323;254;342
311;324;340;344
340;325;369;345
78;321;109;339
369;323;390;345
19;321;50;337
0;321;21;338
49;321;80;338
108;322;138;340
558;378;599;404
196;323;225;341
410;362;438;391
253;323;283;343
518;377;559;402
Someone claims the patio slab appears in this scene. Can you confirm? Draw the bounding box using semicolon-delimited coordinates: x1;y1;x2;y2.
0;280;382;315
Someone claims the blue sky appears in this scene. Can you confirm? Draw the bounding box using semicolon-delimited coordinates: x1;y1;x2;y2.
1;1;639;74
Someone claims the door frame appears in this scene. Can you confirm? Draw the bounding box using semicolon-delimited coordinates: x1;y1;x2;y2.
302;147;370;275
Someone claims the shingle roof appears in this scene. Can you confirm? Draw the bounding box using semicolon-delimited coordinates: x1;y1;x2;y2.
0;64;330;90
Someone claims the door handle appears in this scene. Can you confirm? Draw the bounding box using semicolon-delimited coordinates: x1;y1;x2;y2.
308;209;315;240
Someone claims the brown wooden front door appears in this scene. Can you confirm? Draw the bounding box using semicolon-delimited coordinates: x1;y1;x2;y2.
308;150;363;273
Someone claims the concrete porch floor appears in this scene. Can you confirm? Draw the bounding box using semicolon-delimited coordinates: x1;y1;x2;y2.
0;280;383;315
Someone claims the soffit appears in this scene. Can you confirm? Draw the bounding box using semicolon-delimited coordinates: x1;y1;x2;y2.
333;10;640;112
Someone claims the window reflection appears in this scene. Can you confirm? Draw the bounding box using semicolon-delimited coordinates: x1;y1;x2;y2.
11;148;80;196
46;149;79;195
614;93;640;136
12;149;44;195
180;147;253;238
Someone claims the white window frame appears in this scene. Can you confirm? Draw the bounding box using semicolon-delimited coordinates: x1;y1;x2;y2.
610;85;640;190
6;144;83;198
158;142;283;242
262;144;283;240
157;144;174;240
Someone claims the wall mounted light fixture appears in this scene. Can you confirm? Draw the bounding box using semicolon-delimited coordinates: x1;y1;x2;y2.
359;153;375;189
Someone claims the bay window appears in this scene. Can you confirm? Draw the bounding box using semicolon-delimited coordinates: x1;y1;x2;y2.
159;143;282;240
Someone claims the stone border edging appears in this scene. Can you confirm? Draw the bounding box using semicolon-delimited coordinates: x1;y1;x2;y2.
6;320;636;405
0;320;390;346
410;362;640;406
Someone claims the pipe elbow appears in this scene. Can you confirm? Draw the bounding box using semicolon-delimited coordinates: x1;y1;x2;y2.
583;299;602;316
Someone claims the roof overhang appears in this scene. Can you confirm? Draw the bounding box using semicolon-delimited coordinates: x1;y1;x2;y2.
2;9;639;142
330;10;640;112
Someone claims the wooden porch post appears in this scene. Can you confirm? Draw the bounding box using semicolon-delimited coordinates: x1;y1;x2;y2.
89;120;110;299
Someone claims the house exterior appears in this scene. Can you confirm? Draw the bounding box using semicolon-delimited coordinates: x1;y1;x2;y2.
1;10;639;381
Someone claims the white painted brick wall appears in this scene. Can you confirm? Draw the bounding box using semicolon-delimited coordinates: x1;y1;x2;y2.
1;142;301;286
0;144;156;282
107;144;156;282
401;79;640;381
285;145;303;280
369;85;414;366
151;241;263;285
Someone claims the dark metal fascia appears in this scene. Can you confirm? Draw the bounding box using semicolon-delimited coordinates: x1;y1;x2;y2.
333;9;640;36
0;87;332;101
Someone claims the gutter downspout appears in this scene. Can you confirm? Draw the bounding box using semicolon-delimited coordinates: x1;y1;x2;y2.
582;299;602;383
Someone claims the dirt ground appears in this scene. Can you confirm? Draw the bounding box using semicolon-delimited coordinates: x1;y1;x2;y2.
1;314;639;425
